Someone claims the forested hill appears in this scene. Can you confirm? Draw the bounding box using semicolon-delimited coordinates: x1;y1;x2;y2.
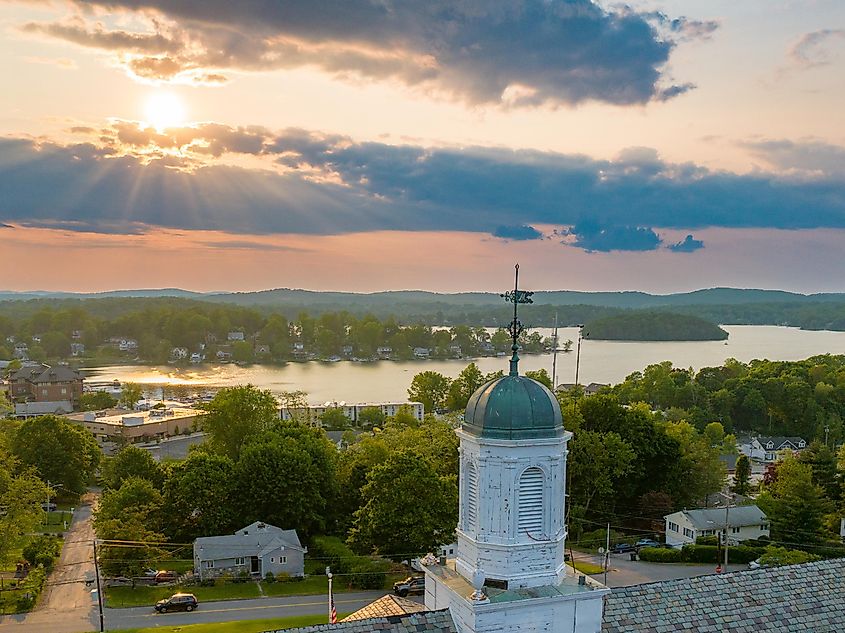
584;312;730;341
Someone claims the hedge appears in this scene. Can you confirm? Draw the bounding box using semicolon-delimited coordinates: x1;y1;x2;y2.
637;547;682;562
682;544;763;564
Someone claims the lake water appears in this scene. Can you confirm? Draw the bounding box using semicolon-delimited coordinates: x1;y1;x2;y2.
82;326;845;404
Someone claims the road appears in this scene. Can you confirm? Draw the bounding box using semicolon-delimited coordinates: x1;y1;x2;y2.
103;591;415;630
573;550;745;587
0;492;101;633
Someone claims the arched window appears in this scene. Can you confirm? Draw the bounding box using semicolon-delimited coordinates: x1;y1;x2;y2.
518;467;545;536
466;461;478;531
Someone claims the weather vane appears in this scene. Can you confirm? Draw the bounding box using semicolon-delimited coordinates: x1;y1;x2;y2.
500;264;533;376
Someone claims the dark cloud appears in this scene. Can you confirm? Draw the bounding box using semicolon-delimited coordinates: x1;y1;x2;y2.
744;139;845;177
2;129;845;253
17;0;708;105
568;221;662;252
669;234;704;253
656;83;696;101
493;224;543;241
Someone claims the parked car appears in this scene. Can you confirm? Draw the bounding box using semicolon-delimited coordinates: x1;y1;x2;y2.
142;568;158;577
748;558;770;570
154;593;198;613
154;570;178;584
610;543;636;554
393;576;425;597
635;539;661;549
41;502;57;512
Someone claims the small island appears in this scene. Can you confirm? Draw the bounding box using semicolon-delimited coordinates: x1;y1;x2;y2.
583;311;729;341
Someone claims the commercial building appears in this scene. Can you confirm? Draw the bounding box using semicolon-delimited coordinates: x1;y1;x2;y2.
279;401;424;426
66;402;205;443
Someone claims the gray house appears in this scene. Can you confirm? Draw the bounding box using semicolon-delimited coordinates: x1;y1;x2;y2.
193;521;306;579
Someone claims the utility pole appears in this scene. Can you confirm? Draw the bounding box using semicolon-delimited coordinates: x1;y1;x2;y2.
551;313;559;390
45;480;50;527
93;540;104;632
604;522;610;586
825;424;830;447
574;325;584;387
719;492;732;571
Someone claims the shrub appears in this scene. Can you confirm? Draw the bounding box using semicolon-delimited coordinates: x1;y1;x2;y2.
695;536;718;546
23;537;62;570
637;547;682;563
234;569;250;583
759;546;821;567
275;572;291;582
264;571;275;583
310;536;356;574
348;558;389;590
680;544;762;564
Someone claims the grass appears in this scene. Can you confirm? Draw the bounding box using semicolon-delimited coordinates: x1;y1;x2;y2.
572;561;605;575
95;611;352;632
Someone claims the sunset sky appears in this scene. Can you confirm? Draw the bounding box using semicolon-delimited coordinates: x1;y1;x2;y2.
1;0;844;293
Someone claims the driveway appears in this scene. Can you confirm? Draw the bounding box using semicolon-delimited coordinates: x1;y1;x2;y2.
103;591;417;630
0;491;101;633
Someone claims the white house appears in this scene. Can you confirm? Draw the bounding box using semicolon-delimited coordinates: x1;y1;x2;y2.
194;521;305;579
227;331;245;342
749;436;807;462
664;505;769;548
414;347;431;359
118;338;138;352
171;347;189;360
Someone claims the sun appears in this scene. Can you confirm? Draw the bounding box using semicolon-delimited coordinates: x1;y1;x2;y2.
144;92;187;131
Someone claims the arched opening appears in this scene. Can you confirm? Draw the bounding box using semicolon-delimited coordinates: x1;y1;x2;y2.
518;467;545;537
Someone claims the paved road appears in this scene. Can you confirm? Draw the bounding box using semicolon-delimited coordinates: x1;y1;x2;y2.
573;551;745;587
0;492;101;633
104;591;418;630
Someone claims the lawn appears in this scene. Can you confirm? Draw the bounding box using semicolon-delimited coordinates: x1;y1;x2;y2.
96;612;351;633
572;561;605;575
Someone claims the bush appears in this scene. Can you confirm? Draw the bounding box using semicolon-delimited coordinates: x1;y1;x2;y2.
23;537;62;570
576;528;629;550
347;558;388;590
680;544;763;564
637;547;682;562
695;536;718;546
310;536;356;574
275;572;291;582
264;571;275;583
234;569;250;583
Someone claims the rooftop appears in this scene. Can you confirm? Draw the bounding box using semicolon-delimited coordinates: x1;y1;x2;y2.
670;505;766;530
342;595;427;622
265;610;456;633
68;404;204;427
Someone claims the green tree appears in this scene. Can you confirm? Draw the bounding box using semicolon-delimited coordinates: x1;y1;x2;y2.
357;406;386;429
703;421;725;447
408;371;451;413
733;454;752;495
767;455;831;543
348;451;457;560
231;340;255;363
161;452;237;542
758;546;821;567
798;441;840;501
78;391;117;411
12;415;100;494
568;430;635;515
525;368;553;390
0;446;49;567
200;385;278;460
319;407;352;430
119;382;143;409
446;363;487;411
101;444;163;490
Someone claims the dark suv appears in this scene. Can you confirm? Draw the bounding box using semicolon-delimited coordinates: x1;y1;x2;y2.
154;593;198;613
393;576;425;597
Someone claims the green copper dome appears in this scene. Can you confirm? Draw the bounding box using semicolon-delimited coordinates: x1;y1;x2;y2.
463;374;564;440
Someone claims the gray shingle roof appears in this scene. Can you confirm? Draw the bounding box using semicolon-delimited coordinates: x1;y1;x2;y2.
265;609;456;632
675;505;766;530
602;558;845;633
757;436;806;449
195;523;303;561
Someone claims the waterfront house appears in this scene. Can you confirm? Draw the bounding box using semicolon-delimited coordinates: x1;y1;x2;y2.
227;330;245;342
171;347;189;360
664;505;769;548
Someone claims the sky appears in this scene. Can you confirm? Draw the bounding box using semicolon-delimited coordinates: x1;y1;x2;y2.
0;0;844;293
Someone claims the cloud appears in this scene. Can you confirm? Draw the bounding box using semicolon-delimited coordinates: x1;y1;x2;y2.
789;29;845;69
567;221;662;252
2;128;845;253
743;139;845;178
23;56;77;69
669;234;704;252
15;0;710;105
493;224;543;241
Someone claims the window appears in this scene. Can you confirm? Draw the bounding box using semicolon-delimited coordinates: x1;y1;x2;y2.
518;467;544;536
235;557;245;565
271;557;275;563
61;388;67;394
761;524;769;531
466;461;478;531
205;560;214;569
668;521;679;532
281;556;287;564
683;528;694;539
732;527;741;534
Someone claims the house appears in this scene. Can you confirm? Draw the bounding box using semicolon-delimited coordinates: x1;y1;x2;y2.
227;331;245;342
171;347;189;360
8;364;84;406
216;350;233;362
31;335;42;344
750;436;807;461
413;347;430;359
70;343;85;357
341;345;354;357
15;401;74;418
193;521;305;579
449;343;463;357
376;346;392;359
556;382;608;395
71;330;82;340
664;505;769;548
189;352;202;364
255;344;271;356
479;341;494;355
13;342;28;359
291;342;308;359
118;338;138;352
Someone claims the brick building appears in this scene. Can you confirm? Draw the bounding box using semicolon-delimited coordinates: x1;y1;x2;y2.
8;364;84;406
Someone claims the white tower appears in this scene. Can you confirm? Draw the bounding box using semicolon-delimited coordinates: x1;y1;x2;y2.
424;268;608;633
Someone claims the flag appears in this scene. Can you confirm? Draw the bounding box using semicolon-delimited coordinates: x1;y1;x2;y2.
329;577;337;623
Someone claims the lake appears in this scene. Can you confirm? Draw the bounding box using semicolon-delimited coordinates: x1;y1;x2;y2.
81;326;845;404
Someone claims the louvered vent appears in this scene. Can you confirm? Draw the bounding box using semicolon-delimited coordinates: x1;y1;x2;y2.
518;467;544;536
466;462;478;531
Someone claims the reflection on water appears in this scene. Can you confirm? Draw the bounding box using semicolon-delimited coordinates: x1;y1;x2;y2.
81;326;845;403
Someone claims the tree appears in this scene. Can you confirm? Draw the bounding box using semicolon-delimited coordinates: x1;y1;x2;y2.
348;451;457;560
101;444;163;490
357;406;386;429
408;371;451;413
798;441;840;500
78;391;117;411
703;422;725;447
733;454;752;495
12;415;100;494
278;390;310;425
0;445;49;567
758;546;820;567
119;382;143;409
767;455;831;543
446;363;487;411
319;407;353;430
161;452;237;542
568;430;635;515
231;340;254;363
200;385;278;460
525;368;553;390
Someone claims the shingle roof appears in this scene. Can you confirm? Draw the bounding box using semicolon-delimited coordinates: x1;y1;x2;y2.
602;558;845;633
9;364;81;383
674;505;766;530
757;436;806;449
342;595;427;622
195;523;303;560
265;609;456;632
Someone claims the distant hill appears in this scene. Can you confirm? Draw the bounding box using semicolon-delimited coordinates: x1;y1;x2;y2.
584;312;730;341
